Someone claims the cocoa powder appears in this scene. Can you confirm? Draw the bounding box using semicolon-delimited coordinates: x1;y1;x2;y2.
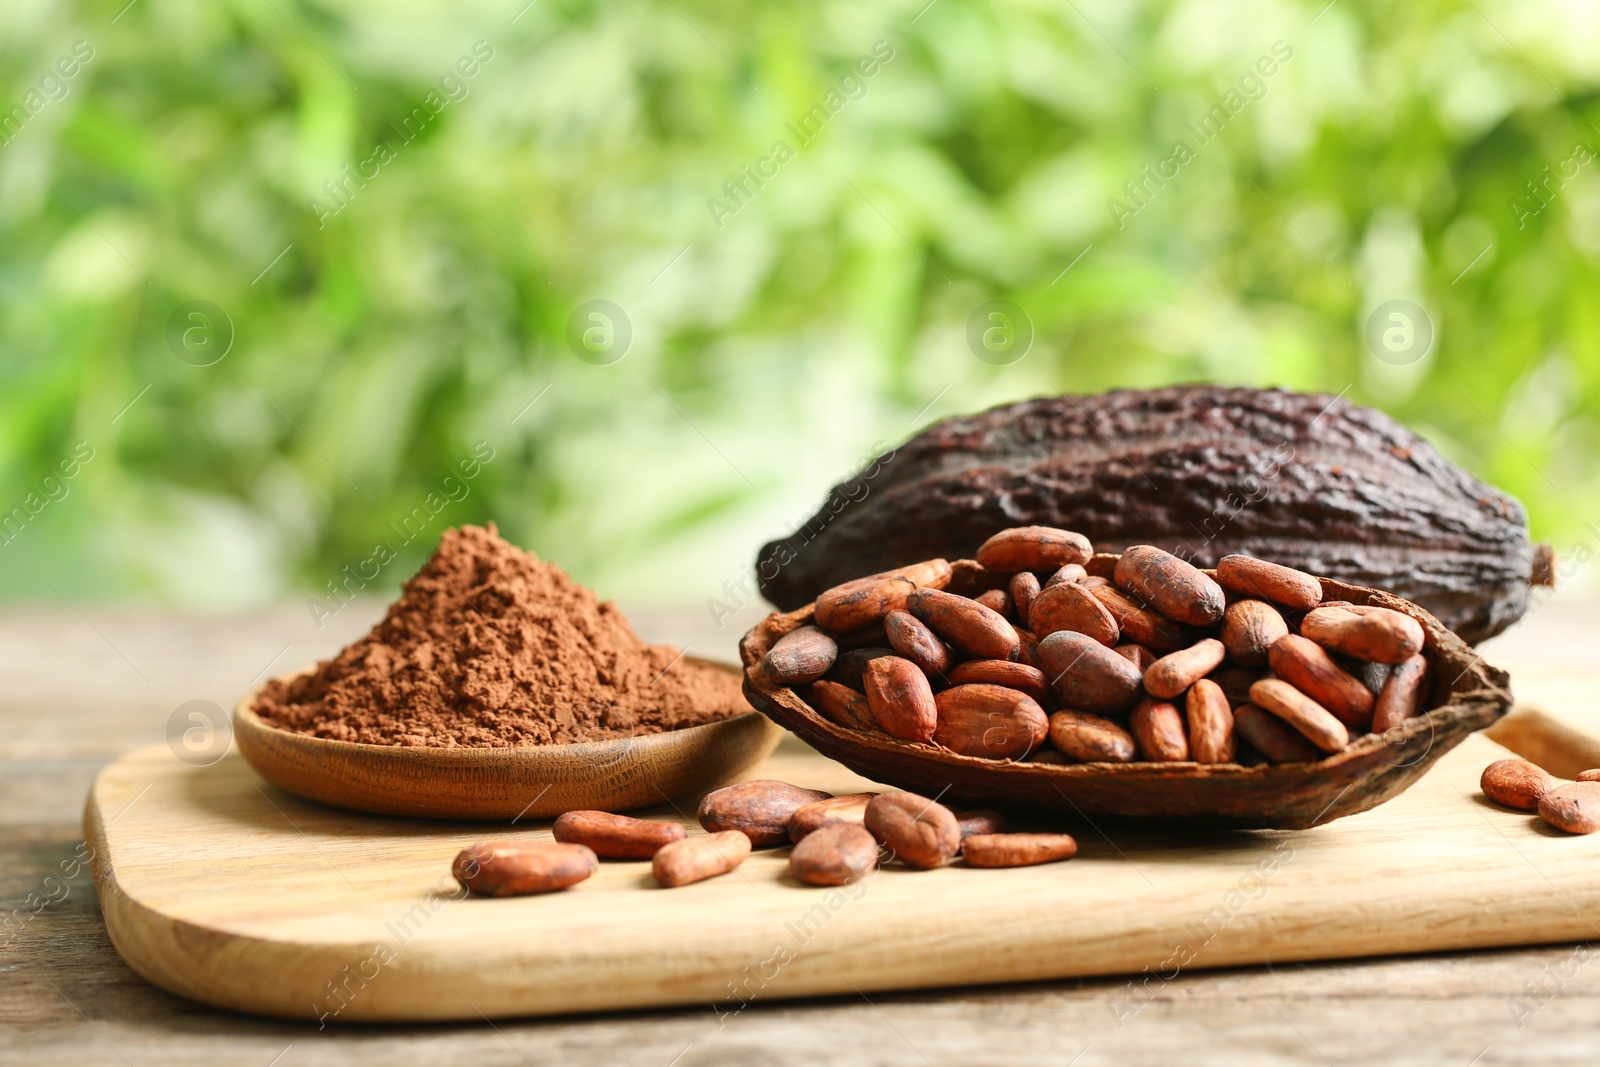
254;524;746;746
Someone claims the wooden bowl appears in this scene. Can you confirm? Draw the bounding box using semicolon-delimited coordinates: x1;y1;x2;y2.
233;659;783;820
739;558;1514;829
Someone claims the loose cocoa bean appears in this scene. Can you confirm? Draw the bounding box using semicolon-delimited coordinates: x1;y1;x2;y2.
804;680;882;734
1249;679;1350;753
1130;699;1189;761
946;659;1050;703
1233;703;1321;764
1186;679;1236;764
1143;638;1227;700
653;830;753;887
1580;769;1600;783
1012;626;1042;668
1267;634;1375;731
789;823;879;885
1220;599;1288;669
1114;643;1157;671
1209;665;1262;709
698;779;833;846
1371;653;1428;735
906;588;1021;661
1114;545;1226;627
1537;783;1600;835
1089;585;1188;652
788;793;878;842
756;625;838;687
1037;630;1144;715
1009;571;1042;622
551;811;686;860
976;588;1015;621
826;646;896;688
962;832;1079;868
976;526;1093;573
1047;709;1137;763
453;841;598;896
884;609;953;678
1043;563;1089;589
933;684;1049;760
1215;554;1324;611
863;655;939;742
813;559;954;633
1029;582;1120;646
955;810;1009;836
1480;758;1554;811
864;791;962;868
1301;605;1425;665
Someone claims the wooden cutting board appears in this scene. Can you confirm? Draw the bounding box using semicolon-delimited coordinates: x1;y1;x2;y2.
86;729;1600;1023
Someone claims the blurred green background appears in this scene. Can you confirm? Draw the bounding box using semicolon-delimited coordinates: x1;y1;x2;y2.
4;0;1598;622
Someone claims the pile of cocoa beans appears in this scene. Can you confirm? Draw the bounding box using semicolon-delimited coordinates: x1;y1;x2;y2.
1481;759;1600;835
752;526;1434;767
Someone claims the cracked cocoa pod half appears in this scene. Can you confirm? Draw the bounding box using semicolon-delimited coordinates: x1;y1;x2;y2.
755;387;1550;645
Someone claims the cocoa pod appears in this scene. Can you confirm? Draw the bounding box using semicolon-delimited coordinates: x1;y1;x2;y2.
1047;709;1137;763
1209;666;1262;709
863;655;939;742
1114;545;1226;627
813;559;953;633
1009;571;1042;622
1301;605;1425;665
697;779;832;846
1113;643;1156;671
955;810;1009;836
1029;582;1120;646
884;609;953;678
906;588;1020;661
1012;626;1042;668
1130;699;1189;761
1480;758;1554;811
1037;630;1144;715
1220;600;1288;668
453;841;598;896
864;791;962;868
1267;634;1375;731
804;680;882;734
1089;585;1188;652
1186;679;1236;765
788;793;878;842
975;588;1015;620
1579;770;1600;783
1215;555;1324;611
1537;783;1600;835
653;830;753;887
962;832;1078;868
826;646;895;689
1044;563;1089;589
933;684;1049;760
1249;679;1350;754
945;659;1050;704
1233;703;1321;764
1372;653;1429;735
551;811;686;860
976;526;1092;572
1143;638;1227;701
756;626;837;687
789;823;879;885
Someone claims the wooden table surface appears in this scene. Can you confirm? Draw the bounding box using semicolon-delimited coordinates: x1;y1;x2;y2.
4;596;1599;1065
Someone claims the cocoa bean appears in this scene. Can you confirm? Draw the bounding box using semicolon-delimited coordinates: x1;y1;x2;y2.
1029;582;1120;646
1080;575;1113;590
1215;555;1324;611
906;588;1021;661
1579;770;1600;783
1301;605;1425;665
756;625;838;688
962;832;1079;868
863;655;939;742
697;779;833;846
1537;783;1600;835
884;609;953;678
1371;653;1429;735
804;680;882;734
933;684;1049;760
1009;571;1042;622
826;646;896;688
1233;703;1321;764
975;588;1015;621
1043;563;1089;589
976;526;1092;572
653;831;753;887
1267;634;1375;731
551;811;686;860
1012;626;1042;668
864;791;962;868
1129;698;1187;761
453;841;598;896
1143;638;1227;701
1249;679;1350;753
813;559;953;633
1186;679;1236;765
955;810;1009;836
1480;758;1554;811
1209;666;1262;709
1089;585;1188;652
1114;545;1226;627
1037;630;1144;715
788;793;878;842
1220;599;1288;669
789;823;879;885
1113;643;1156;671
1047;709;1137;763
946;659;1050;703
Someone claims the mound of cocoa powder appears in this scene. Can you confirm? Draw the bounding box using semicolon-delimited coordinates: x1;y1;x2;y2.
254;524;748;747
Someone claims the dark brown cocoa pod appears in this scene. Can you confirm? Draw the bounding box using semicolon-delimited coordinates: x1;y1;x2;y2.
754;387;1545;645
1047;710;1136;763
933;684;1049;759
1029;582;1120;646
1036;631;1143;715
1115;545;1226;627
1009;571;1042;622
1267;634;1375;732
1233;703;1321;764
975;588;1015;621
789;823;879;885
976;526;1092;572
1129;699;1189;761
865;791;961;868
755;625;837;687
945;659;1050;704
1220;600;1288;669
1089;585;1189;652
826;646;896;689
884;609;953;678
698;779;833;846
862;656;938;742
907;588;1020;661
804;680;882;734
1143;638;1227;701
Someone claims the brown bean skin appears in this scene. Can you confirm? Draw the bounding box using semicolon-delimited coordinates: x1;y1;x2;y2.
453;841;598;896
813;559;954;633
551;811;687;860
976;526;1093;572
1215;555;1324;611
946;659;1050;704
1186;679;1236;764
1220;600;1288;669
1130;699;1190;762
1209;666;1262;709
789;823;879;885
1047;710;1137;763
933;684;1049;760
883;609;952;678
1114;644;1157;671
962;832;1078;868
1301;605;1425;665
1080;575;1113;590
1043;563;1089;589
756;625;838;687
1580;770;1600;783
1113;545;1226;627
863;656;939;742
653;831;753;887
1089;586;1189;652
1012;627;1041;668
906;588;1021;661
864;791;962;868
1249;679;1350;754
1037;630;1144;715
825;646;896;689
1480;758;1555;811
1233;703;1322;764
1538;783;1600;834
1267;634;1376;731
697;779;833;846
1143;638;1227;701
788;793;878;842
1372;653;1429;734
1009;571;1042;623
975;588;1015;621
1029;582;1120;646
804;680;882;734
955;810;1009;836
